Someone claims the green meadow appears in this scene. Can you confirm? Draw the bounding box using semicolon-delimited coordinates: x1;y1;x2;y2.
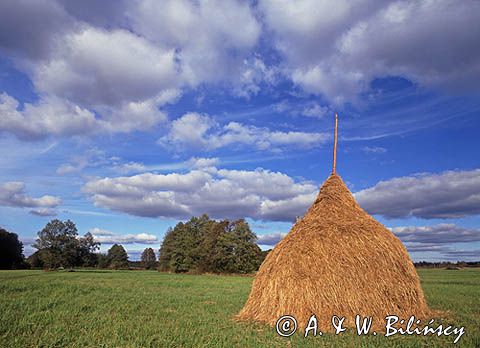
1;268;479;347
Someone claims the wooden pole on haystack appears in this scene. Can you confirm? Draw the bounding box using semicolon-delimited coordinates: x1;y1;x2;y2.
332;113;338;174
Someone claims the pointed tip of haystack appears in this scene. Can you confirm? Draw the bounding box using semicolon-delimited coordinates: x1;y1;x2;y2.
322;172;347;191
321;171;347;190
307;172;359;220
237;171;430;331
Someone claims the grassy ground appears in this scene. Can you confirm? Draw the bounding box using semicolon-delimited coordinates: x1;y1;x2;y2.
0;268;479;347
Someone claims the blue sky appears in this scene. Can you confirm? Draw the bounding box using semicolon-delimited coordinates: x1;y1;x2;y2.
1;0;479;261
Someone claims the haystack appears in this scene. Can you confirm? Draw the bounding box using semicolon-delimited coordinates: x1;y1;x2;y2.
237;114;429;331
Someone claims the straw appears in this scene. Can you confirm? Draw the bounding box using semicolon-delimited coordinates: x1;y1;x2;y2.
236;117;430;331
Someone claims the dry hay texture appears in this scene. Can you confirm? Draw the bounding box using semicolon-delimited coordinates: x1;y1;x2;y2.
237;173;430;331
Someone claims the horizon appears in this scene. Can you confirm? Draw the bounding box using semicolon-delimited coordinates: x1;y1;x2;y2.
1;1;480;263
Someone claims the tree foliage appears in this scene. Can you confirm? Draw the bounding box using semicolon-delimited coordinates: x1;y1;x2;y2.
159;215;263;274
107;244;129;269
0;227;25;269
96;253;110;268
32;219;100;269
78;232;100;266
27;250;46;268
141;248;157;269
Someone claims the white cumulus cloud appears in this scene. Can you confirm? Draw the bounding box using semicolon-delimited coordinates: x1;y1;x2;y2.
0;182;61;208
129;0;261;87
34;26;179;108
259;0;480;104
391;224;480;244
84;166;318;221
0;93;97;140
89;227;158;244
355;169;480;219
160;112;330;152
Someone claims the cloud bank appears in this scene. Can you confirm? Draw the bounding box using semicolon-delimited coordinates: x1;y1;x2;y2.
391;224;480;244
355;169;480;219
83;167;480;223
84;166;317;221
89;227;158;244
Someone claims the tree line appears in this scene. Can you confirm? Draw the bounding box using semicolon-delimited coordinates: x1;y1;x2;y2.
5;219;480;272
414;261;480;268
159;215;267;273
1;215;268;273
1;221;157;270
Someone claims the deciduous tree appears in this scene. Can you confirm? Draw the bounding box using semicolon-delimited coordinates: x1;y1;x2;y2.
107;244;129;269
79;231;100;266
158;215;263;274
32;219;101;269
0;227;24;269
33;219;79;269
141;248;157;269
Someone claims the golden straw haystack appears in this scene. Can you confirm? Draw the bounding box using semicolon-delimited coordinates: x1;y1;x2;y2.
237;115;430;331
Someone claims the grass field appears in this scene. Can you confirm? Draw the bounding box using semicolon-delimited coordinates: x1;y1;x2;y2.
0;268;479;347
